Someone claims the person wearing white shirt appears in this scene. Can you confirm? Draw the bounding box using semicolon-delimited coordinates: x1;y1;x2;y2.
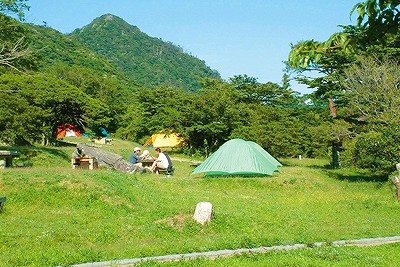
151;148;169;174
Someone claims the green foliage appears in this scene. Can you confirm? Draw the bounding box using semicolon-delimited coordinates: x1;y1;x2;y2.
26;24;122;76
0;13;36;72
229;74;300;105
0;74;110;144
231;106;333;158
114;85;193;142
69;14;221;92
341;124;400;173
341;55;400;124
287;0;399;102
0;0;29;20
351;0;400;44
44;63;139;133
337;56;400;173
114;75;333;159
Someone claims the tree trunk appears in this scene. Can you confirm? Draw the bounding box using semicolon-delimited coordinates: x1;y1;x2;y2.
328;98;337;118
76;143;145;174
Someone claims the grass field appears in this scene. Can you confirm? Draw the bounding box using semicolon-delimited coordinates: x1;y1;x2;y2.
0;139;399;266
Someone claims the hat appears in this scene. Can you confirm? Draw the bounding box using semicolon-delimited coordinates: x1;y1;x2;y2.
143;150;149;156
134;147;141;152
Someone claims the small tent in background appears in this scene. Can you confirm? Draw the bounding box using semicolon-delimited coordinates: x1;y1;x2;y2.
192;138;282;176
143;132;182;148
56;124;82;138
100;128;109;138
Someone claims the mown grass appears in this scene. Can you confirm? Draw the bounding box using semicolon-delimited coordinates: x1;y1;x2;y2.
0;140;399;266
136;243;400;267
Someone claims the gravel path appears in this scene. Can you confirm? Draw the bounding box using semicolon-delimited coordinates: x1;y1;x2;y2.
71;236;400;267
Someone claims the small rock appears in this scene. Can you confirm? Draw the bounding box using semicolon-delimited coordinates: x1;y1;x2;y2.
193;202;213;225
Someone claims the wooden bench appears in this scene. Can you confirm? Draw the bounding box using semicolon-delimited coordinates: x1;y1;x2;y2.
0;196;6;212
158;167;174;176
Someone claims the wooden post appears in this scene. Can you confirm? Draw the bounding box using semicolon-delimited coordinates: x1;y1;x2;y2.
391;176;400;200
391;163;400;200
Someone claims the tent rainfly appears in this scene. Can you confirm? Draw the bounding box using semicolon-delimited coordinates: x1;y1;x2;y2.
191;138;282;176
143;132;181;148
56;124;82;138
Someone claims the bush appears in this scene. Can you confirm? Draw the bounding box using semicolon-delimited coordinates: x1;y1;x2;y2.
341;125;400;173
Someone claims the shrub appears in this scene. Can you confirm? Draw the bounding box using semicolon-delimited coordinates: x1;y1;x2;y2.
342;125;400;173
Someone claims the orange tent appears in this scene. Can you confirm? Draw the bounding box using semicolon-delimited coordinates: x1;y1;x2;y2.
56;124;82;138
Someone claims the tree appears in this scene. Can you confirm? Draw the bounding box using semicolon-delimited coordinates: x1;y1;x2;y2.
287;0;399;105
341;56;400;125
180;78;243;154
0;0;29;21
352;0;400;45
114;85;192;144
0;74;110;145
338;56;400;172
229;74;299;106
45;63;138;133
0;14;33;72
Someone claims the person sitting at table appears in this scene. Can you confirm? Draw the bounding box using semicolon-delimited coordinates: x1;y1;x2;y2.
129;147;142;166
140;150;152;160
151;148;169;174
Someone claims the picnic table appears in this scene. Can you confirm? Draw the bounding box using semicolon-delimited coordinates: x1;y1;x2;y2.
0;150;21;169
139;159;155;168
72;157;98;170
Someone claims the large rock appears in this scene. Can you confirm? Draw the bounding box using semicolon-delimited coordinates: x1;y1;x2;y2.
76;144;145;174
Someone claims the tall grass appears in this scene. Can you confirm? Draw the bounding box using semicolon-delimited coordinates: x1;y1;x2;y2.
0;140;399;266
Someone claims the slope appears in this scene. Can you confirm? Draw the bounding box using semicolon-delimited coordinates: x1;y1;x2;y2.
70;14;221;92
26;24;125;79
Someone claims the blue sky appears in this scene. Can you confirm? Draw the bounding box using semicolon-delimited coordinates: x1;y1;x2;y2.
23;0;361;94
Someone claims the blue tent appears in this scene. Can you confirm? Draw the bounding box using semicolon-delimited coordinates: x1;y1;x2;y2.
100;128;109;138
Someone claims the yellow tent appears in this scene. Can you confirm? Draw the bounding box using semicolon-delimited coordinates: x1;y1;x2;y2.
143;132;182;148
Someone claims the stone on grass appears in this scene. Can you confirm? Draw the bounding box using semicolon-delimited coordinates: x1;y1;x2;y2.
193;202;213;225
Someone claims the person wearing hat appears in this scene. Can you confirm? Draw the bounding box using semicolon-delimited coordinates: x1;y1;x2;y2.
129;147;142;165
140;150;152;160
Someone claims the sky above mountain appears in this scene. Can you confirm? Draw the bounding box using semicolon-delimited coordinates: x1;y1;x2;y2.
24;0;361;94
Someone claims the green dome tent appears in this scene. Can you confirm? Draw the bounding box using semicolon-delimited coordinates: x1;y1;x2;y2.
192;139;282;176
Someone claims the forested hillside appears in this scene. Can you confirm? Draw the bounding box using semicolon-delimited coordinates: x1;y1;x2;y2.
1;0;399;174
70;14;221;92
27;24;123;78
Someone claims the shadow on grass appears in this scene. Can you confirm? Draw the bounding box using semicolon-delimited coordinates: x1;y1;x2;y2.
280;159;331;169
279;158;389;182
324;169;388;183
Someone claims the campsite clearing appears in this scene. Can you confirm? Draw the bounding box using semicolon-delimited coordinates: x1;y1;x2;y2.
0;141;398;266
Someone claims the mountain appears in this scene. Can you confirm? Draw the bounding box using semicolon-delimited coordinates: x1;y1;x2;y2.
27;23;125;79
69;14;221;92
